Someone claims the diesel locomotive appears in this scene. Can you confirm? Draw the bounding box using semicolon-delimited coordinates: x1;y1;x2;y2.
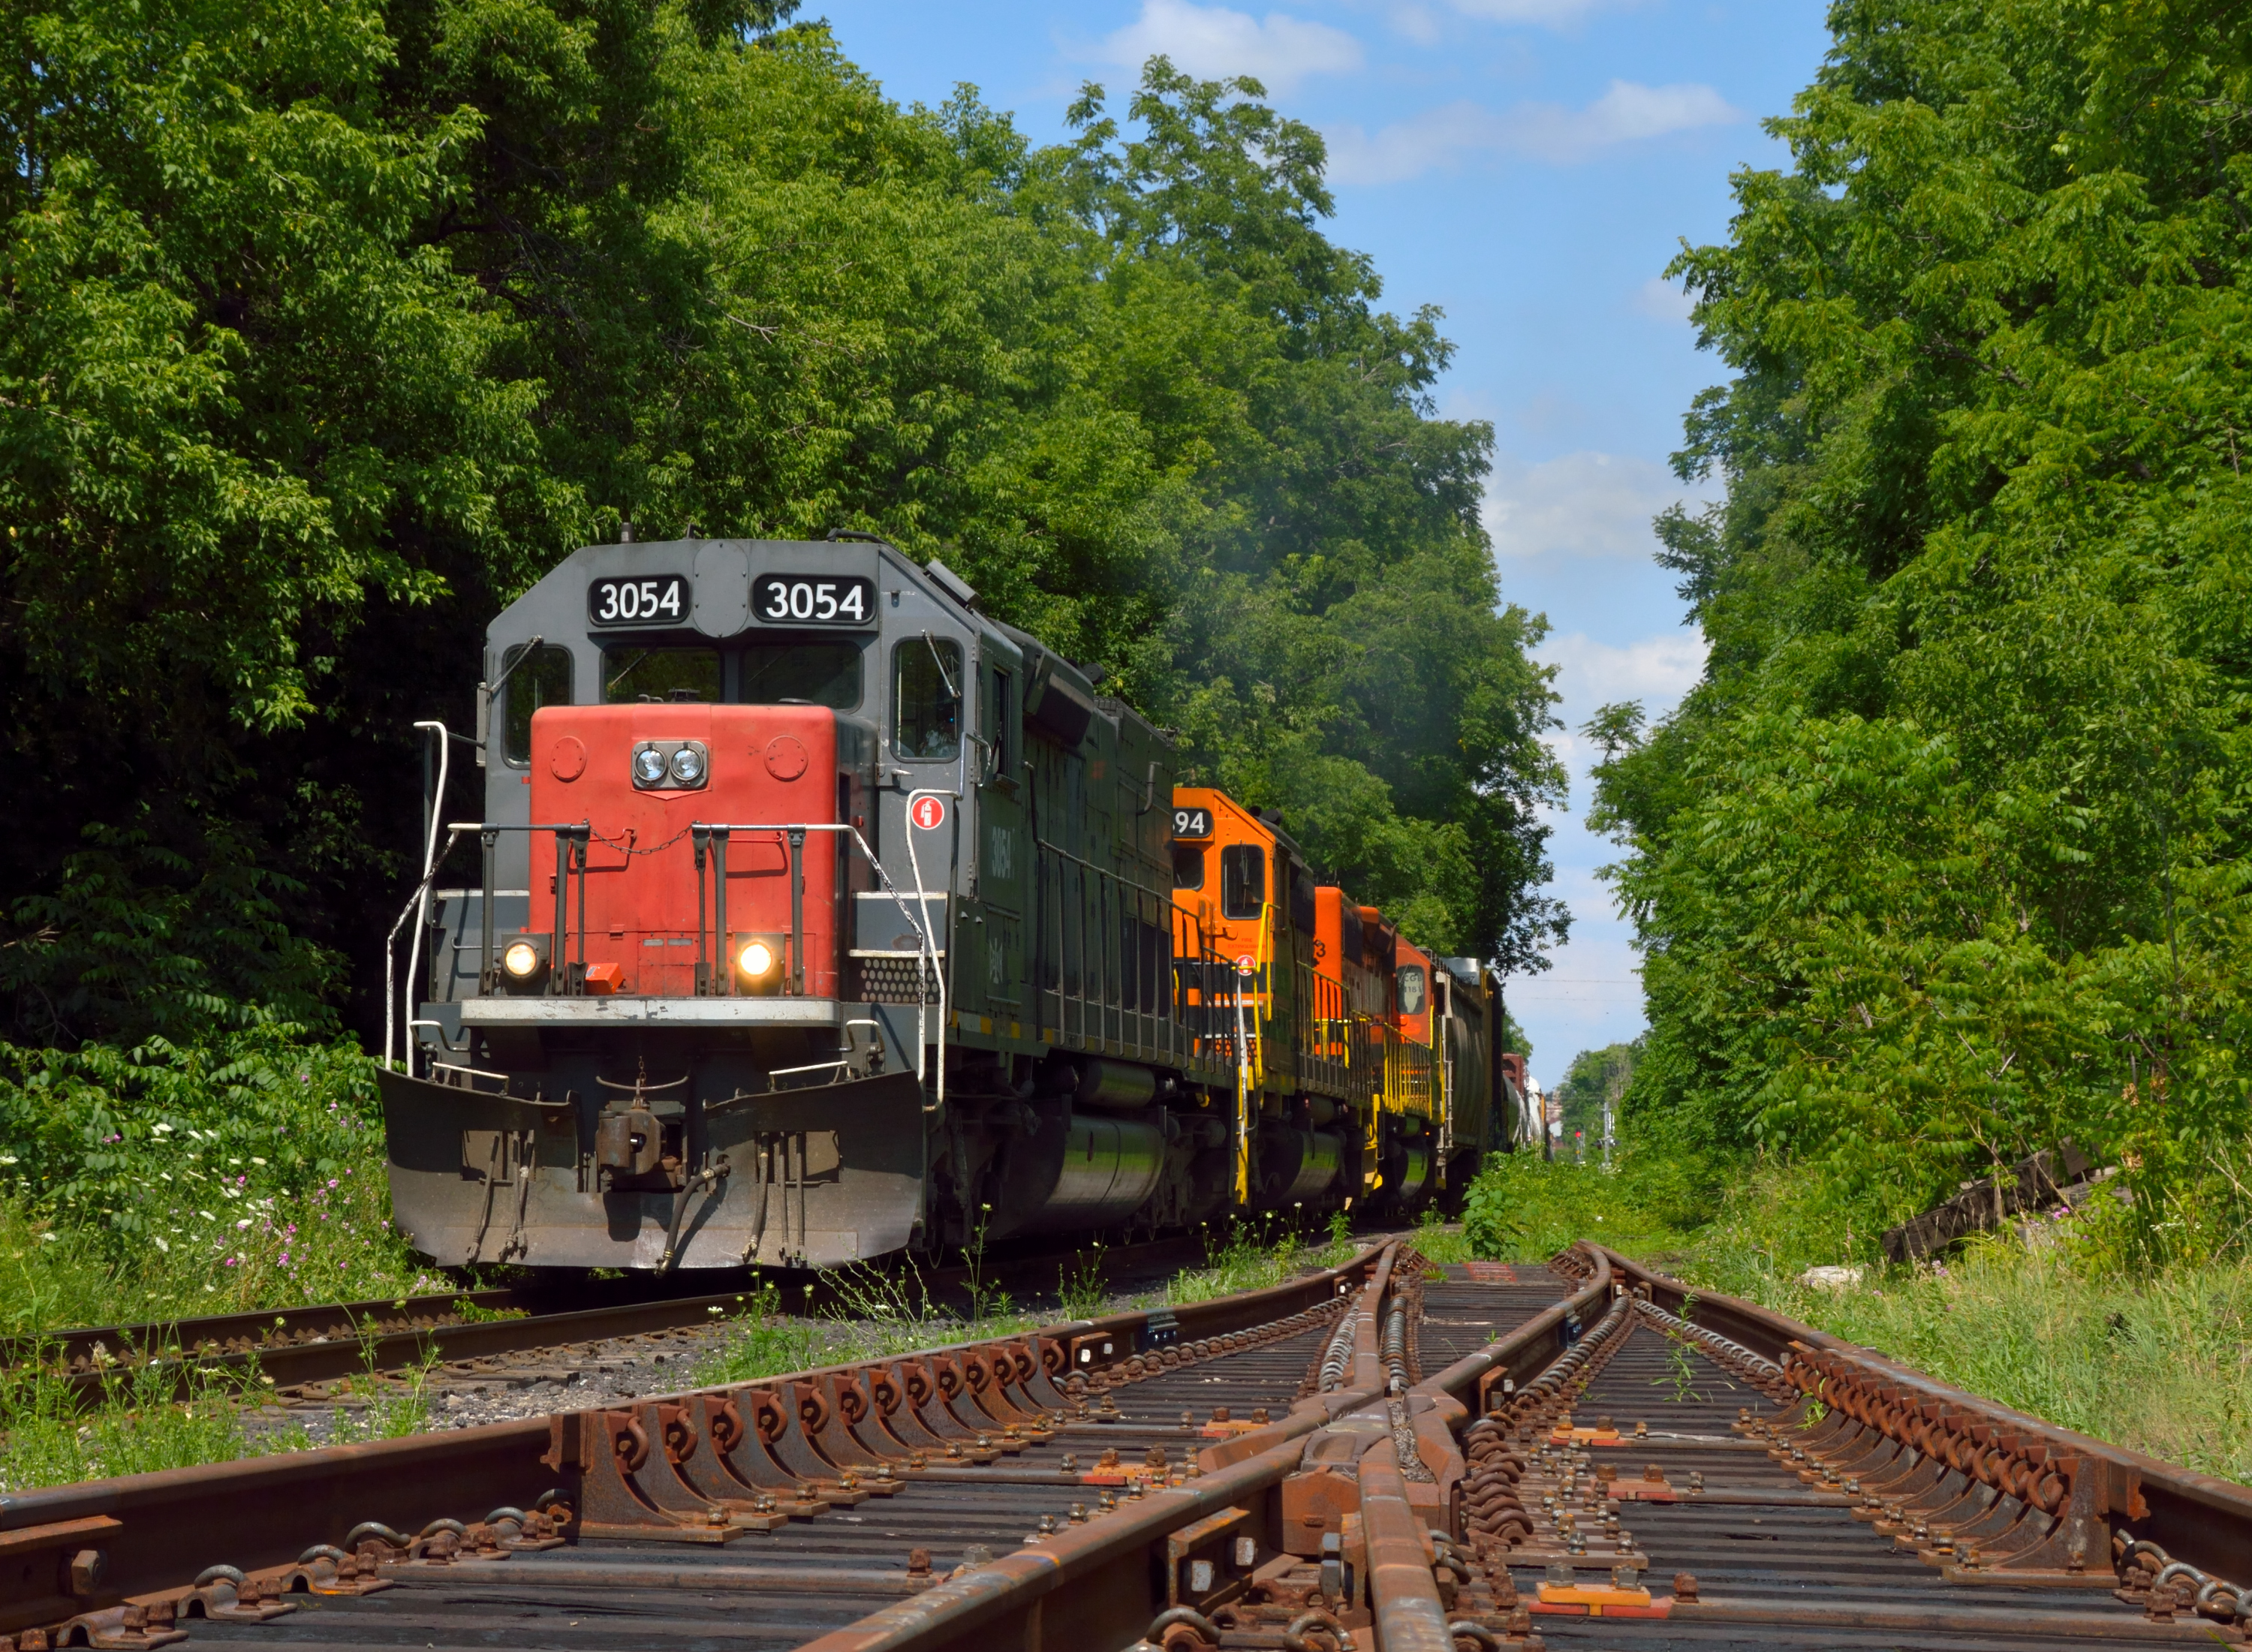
381;534;1531;1271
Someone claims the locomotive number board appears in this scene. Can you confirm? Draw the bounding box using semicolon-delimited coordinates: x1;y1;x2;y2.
752;573;878;627
1173;806;1213;839
588;573;692;627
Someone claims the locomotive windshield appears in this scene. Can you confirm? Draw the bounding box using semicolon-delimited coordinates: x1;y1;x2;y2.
606;645;719;703
500;642;573;765
741;640;861;709
1221;844;1266;919
1173;843;1206;890
894;636;962;760
1397;964;1428;1015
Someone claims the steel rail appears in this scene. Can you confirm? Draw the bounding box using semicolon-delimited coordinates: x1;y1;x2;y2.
0;1243;1393;1641
788;1238;1428;1652
7;1233;1223;1405
1591;1241;2252;1593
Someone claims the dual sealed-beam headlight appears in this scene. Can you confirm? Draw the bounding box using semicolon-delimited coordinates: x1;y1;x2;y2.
630;739;709;790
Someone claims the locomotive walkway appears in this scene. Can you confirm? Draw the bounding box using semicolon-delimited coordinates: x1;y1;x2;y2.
2;1239;2247;1652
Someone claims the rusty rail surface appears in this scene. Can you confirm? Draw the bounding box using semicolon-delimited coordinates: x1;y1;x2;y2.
0;1241;1423;1643
17;1232;2230;1652
5;1233;1216;1405
1595;1241;2252;1617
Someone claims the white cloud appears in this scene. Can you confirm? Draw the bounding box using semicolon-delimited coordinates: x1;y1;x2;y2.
1447;0;1608;25
1325;80;1742;183
1099;0;1364;92
1632;274;1696;324
1326;102;1508;185
1389;2;1444;44
1484;450;1715;563
1538;630;1709;729
1533;80;1741;156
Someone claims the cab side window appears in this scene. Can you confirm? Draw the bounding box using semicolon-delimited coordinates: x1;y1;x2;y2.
1220;844;1266;919
982;665;1012;777
895;637;963;760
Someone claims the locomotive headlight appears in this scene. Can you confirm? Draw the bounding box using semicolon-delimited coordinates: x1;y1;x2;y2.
738;940;775;978
502;940;541;979
633;745;668;785
669;745;705;784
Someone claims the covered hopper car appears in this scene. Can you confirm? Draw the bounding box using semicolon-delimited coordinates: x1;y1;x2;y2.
381;535;1528;1270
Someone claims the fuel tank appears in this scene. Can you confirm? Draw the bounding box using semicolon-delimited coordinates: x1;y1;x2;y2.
1387;1139;1432;1202
990;1108;1166;1237
1257;1126;1344;1205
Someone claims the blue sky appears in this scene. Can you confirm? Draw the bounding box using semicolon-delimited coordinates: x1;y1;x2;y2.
814;0;1833;1090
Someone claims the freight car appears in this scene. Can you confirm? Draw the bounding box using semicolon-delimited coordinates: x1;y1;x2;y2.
381;534;1527;1271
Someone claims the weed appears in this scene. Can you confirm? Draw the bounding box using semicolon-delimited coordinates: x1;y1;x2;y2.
1168;1218;1297;1305
0;1347;268;1493
696;1282;822;1385
1654;1292;1706;1404
1412;1209;1472;1265
447;1296;527;1326
1057;1244;1108;1321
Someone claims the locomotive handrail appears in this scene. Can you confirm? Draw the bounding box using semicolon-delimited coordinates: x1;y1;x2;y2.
429;817;941;1100
1034;837;1189;1061
1031;831;1173;907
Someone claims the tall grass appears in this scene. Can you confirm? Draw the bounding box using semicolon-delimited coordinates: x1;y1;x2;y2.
0;1357;269;1492
1167;1214;1355;1305
1462;1148;1722;1263
1411;1209;1473;1265
1700;1233;2252;1484
1459;1146;2252;1483
1;1177;439;1336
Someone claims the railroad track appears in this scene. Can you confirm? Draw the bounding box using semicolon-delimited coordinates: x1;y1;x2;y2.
3;1234;1212;1408
6;1239;2251;1652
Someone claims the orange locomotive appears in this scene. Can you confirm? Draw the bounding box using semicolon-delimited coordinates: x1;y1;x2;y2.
1168;788;1506;1214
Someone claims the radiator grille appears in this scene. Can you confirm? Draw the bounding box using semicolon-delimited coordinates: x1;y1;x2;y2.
853;956;941;1004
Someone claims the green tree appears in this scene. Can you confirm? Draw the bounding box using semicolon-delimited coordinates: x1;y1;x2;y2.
1555;1041;1640;1140
1592;0;2252;1243
2;8;1564;1059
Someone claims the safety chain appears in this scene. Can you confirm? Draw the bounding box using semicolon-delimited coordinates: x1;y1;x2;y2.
587;821;698;857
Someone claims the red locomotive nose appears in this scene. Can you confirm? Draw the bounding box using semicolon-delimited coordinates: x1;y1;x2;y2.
528;704;848;998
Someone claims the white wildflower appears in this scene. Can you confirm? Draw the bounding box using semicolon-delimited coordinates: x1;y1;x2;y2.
236;1219;252;1230
154;1236;170;1252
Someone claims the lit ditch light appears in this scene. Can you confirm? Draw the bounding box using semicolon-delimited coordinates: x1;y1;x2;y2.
731;933;787;995
495;933;550;992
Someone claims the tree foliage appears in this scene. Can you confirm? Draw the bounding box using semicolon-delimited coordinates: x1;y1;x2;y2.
0;0;1563;1052
1594;0;2252;1241
1554;1039;1639;1139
